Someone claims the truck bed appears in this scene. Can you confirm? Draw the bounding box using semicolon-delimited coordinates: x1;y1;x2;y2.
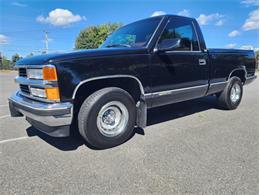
207;48;256;82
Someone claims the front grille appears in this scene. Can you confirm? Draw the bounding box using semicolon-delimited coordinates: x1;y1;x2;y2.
20;84;30;94
19;68;27;77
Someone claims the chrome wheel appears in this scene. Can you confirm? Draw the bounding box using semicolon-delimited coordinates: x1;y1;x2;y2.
97;101;129;137
230;83;241;103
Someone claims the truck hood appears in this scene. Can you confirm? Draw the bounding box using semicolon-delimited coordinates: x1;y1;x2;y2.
16;48;148;65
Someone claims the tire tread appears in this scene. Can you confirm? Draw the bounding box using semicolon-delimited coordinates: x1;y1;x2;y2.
217;76;243;110
78;87;136;149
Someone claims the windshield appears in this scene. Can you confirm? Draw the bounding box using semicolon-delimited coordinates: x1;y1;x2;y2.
101;17;162;48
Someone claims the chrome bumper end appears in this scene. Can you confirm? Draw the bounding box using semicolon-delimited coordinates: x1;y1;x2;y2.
8;91;73;137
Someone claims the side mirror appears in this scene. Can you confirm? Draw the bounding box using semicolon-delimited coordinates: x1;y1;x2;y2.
157;38;181;52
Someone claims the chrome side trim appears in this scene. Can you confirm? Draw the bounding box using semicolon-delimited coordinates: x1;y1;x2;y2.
246;75;257;80
72;75;145;99
15;76;58;87
145;84;209;97
206;81;228;95
165;51;202;54
244;75;257;85
210;81;228;86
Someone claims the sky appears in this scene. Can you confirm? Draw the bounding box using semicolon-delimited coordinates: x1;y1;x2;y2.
0;0;259;59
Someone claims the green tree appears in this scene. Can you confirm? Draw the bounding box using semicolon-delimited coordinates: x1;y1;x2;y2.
75;23;122;49
0;56;11;70
11;53;22;68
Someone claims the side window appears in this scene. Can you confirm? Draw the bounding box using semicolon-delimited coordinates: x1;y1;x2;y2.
159;19;200;51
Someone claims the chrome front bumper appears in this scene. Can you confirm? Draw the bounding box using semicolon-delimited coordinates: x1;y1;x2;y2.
8;91;73;137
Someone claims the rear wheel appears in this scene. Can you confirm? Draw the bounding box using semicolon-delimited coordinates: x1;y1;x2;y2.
217;76;243;110
78;87;136;149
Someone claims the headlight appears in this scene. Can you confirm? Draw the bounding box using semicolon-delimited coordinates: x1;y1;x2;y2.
30;87;60;101
30;87;46;98
25;65;60;101
26;65;58;81
27;69;43;79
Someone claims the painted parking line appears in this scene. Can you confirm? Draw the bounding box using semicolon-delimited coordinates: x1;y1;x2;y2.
0;136;30;144
0;115;10;119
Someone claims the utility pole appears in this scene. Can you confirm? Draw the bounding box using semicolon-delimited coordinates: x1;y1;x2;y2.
44;30;49;53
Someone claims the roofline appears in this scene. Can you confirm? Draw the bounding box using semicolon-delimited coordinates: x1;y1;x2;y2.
151;14;196;21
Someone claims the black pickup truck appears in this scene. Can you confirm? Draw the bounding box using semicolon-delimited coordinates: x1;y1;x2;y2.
9;15;256;149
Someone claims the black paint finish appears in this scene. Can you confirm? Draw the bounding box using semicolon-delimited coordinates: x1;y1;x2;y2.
207;49;256;83
16;15;256;108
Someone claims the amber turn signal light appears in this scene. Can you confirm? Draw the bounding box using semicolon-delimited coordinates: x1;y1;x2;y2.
45;87;60;101
43;65;58;81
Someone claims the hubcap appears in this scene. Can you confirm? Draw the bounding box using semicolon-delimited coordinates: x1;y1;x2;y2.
230;83;241;103
97;101;129;137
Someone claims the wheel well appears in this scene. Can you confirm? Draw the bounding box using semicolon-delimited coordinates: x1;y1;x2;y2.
73;77;143;114
229;69;246;83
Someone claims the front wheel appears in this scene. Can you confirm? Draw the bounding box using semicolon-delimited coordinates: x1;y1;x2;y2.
217;76;243;110
78;87;136;149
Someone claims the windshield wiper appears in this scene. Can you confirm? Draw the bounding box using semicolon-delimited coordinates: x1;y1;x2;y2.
105;44;131;48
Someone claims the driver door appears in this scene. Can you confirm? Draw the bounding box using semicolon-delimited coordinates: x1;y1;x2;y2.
149;18;209;107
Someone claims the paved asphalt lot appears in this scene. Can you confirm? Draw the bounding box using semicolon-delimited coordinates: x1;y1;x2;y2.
0;72;258;194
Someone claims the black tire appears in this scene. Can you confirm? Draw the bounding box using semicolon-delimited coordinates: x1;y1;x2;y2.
217;76;243;110
78;87;136;149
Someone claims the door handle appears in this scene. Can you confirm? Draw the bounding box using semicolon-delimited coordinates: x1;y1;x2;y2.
199;59;207;66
